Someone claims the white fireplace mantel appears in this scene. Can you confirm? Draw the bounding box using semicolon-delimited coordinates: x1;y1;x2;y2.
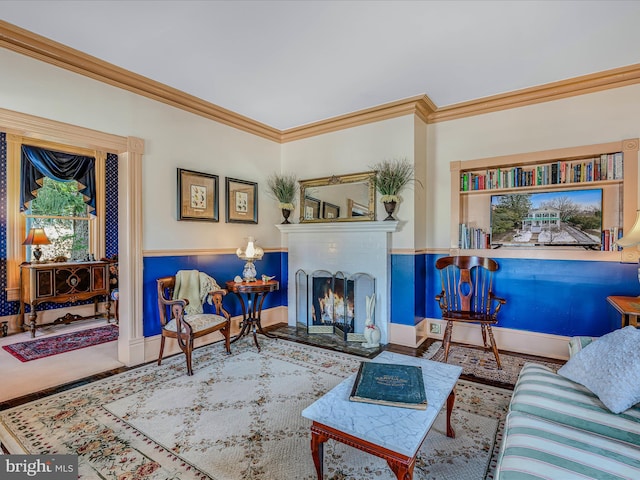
276;221;399;345
276;221;399;235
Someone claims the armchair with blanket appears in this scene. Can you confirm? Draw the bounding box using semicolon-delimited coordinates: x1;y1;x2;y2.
156;270;231;375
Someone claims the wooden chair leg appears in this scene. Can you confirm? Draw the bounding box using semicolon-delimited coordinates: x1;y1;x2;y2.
480;324;488;348
486;325;502;370
443;321;453;363
185;338;194;376
223;326;231;354
157;335;166;366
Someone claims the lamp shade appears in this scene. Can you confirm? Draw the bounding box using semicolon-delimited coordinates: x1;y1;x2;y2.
236;236;264;261
616;211;640;248
23;227;51;246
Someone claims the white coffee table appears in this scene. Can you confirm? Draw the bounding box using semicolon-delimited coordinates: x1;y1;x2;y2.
301;351;462;480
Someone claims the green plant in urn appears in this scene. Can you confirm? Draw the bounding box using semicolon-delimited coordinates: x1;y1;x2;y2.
370;158;418;220
267;173;298;224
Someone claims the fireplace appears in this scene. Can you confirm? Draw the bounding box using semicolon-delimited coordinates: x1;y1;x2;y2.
296;270;375;342
277;221;399;346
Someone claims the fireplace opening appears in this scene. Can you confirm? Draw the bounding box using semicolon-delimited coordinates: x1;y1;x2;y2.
296;269;375;342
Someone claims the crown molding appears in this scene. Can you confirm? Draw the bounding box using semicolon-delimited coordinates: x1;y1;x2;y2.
280;95;436;143
0;21;281;143
428;63;640;123
2;20;640;143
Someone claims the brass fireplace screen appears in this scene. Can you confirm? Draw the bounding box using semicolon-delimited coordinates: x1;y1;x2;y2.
295;269;375;342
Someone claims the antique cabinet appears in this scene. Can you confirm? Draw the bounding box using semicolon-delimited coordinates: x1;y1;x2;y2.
19;261;111;337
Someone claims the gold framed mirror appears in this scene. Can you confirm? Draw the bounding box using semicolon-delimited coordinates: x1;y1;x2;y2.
299;171;376;223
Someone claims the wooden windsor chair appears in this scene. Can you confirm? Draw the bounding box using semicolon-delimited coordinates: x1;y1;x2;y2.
435;256;506;369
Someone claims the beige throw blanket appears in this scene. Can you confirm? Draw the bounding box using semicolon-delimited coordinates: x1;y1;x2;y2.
173;270;221;315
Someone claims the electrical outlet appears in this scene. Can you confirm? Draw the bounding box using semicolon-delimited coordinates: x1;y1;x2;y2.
430;323;441;335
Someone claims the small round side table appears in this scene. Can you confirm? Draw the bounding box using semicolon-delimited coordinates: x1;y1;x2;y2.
225;279;279;351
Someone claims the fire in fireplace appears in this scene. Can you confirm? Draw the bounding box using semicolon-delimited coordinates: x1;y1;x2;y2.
296;269;375;342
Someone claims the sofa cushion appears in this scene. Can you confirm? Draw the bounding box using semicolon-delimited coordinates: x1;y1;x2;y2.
510;363;640;446
496;411;640;480
567;335;595;357
558;326;640;413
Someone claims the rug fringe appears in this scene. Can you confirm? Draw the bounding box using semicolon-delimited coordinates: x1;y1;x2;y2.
424;341;442;359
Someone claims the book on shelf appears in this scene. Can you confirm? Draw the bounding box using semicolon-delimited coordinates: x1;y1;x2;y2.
602;227;623;251
459;224;490;249
459;151;624;192
349;361;428;410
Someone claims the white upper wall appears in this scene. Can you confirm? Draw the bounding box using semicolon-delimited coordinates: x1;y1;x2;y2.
427;83;640;249
281;115;418;250
0;48;282;250
3;46;640;254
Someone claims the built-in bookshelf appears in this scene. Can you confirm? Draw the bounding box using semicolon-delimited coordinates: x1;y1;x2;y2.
449;139;639;261
460;152;623;192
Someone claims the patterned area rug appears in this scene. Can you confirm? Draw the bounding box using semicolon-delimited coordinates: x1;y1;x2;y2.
427;341;562;388
0;338;511;479
2;324;118;362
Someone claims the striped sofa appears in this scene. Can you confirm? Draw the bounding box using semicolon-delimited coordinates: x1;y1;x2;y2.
496;363;640;479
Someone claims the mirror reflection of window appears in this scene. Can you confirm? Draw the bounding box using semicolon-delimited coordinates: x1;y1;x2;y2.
348;199;368;217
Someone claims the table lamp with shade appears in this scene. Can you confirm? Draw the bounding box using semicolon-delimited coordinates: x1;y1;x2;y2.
236;236;264;282
23;227;51;262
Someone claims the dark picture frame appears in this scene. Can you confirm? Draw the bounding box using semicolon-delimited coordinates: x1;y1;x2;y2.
177;168;219;222
304;196;321;220
322;201;340;220
225;177;258;224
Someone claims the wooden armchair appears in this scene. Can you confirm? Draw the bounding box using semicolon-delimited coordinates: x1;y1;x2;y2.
156;275;231;375
435;256;506;369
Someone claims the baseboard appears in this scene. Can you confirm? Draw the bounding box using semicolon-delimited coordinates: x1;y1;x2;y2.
388;319;429;348
424;318;570;360
118;334;146;366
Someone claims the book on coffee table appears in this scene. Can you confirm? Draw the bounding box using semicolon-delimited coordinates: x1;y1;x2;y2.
349;361;428;410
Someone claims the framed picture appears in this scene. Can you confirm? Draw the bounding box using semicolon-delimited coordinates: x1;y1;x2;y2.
225;177;258;224
322;201;340;219
304;196;321;220
177;168;219;222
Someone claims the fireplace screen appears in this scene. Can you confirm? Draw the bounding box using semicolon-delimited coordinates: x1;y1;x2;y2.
295;269;375;342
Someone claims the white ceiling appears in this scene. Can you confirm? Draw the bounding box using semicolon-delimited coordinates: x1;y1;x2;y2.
3;0;640;130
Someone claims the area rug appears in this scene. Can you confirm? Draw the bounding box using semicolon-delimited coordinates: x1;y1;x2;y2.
427;341;562;388
2;324;119;362
0;338;511;479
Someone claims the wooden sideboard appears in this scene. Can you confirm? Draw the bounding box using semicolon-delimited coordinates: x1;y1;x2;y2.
19;261;112;337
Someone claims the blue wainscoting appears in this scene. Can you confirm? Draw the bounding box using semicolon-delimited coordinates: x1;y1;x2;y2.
419;254;638;338
143;251;637;340
390;253;428;326
143;252;285;337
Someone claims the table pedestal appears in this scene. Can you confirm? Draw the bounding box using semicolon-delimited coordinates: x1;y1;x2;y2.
226;280;279;351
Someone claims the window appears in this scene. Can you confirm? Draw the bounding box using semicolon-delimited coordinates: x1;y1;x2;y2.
25;177;92;261
4;134;107;302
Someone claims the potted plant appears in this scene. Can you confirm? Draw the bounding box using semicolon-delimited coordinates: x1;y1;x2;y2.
267;173;298;224
370;158;418;220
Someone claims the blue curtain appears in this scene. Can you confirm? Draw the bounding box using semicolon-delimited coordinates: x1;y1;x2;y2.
21;145;97;215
